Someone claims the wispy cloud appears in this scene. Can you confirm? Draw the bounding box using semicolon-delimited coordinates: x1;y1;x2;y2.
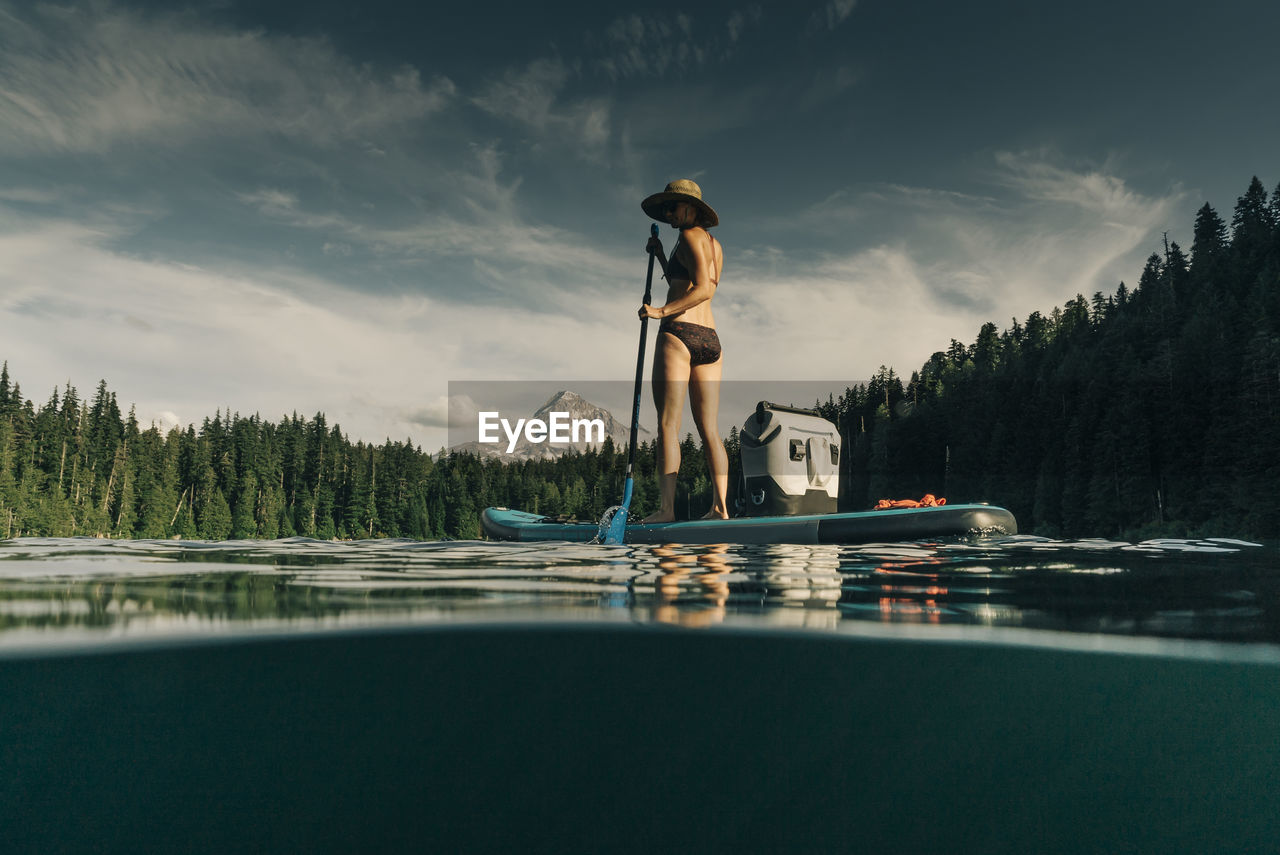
598;14;703;79
716;153;1181;377
471;57;610;151
809;0;857;32
595;7;763;80
0;186;64;204
0;2;455;155
234;188;356;234
992;151;1173;230
727;6;764;43
235;144;635;305
795;64;861;112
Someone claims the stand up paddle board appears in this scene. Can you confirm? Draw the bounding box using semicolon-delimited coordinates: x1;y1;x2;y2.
481;504;1016;545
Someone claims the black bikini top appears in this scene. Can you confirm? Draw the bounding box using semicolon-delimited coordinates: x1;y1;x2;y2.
665;230;719;285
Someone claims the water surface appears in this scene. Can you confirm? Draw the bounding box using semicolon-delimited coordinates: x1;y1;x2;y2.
1;534;1275;656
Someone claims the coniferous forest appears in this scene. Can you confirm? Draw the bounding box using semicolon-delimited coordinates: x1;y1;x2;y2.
1;177;1277;540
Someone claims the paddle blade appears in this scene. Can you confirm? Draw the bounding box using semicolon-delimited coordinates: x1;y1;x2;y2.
603;477;635;544
602;506;628;545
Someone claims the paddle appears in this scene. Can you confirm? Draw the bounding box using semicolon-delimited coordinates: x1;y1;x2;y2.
604;223;662;545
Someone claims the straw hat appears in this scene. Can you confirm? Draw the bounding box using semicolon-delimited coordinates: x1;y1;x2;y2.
641;179;719;228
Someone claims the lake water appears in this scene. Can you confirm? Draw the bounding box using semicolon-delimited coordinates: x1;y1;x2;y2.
0;534;1276;650
3;535;1278;853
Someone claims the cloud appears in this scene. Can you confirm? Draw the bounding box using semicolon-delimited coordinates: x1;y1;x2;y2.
216;148;1177;395
152;410;182;432
727;6;764;43
796;64;861;112
713;153;1181;378
404;394;483;433
471;58;566;128
0;0;1186;448
0;2;455;155
0;203;649;449
810;0;857;32
992;151;1174;230
234;144;636;305
236;189;300;217
595;8;762;80
0;186;63;204
717;245;952;380
598;15;699;79
471;58;610;151
400;396;456;431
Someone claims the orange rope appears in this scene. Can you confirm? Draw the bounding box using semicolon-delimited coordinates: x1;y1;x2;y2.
873;494;946;510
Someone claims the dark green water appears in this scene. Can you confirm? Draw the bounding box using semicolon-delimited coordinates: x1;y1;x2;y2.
2;536;1277;853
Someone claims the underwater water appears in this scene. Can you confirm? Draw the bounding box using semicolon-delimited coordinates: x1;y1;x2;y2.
2;535;1277;853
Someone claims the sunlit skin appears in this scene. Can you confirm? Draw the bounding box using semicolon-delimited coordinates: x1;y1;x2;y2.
637;200;728;523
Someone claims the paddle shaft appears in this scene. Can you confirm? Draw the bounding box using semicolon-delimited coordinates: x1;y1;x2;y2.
625;223;662;480
607;223;660;541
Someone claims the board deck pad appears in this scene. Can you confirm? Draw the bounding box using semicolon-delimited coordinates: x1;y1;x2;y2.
481;504;1017;545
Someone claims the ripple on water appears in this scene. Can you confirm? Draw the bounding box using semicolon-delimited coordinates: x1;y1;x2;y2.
0;535;1275;656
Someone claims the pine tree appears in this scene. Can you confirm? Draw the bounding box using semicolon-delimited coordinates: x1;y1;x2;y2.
1231;177;1273;279
198;487;233;540
866;404;892;502
231;473;258;538
1190;203;1229;290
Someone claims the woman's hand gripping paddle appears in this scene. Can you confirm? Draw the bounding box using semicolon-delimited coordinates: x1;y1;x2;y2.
604;223;661;545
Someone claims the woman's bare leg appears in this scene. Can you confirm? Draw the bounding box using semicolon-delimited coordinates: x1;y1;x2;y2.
641;333;690;524
690;356;729;519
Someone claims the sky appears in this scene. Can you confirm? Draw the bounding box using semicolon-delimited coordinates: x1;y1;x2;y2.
1;0;1278;450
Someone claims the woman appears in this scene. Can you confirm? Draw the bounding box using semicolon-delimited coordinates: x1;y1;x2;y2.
637;179;728;522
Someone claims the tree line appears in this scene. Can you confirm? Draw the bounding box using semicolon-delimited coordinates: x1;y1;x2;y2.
0;372;695;540
1;176;1276;540
817;176;1279;539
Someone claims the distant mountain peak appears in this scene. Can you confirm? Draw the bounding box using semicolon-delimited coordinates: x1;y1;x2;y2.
534;389;590;415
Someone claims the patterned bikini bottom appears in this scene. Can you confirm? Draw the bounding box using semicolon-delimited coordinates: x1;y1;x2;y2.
659;320;722;366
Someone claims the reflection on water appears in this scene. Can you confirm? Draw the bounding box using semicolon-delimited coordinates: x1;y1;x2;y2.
647;542;732;628
0;534;1276;648
639;543;844;631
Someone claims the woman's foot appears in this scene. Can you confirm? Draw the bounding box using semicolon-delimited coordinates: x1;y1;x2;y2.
640;510;676;524
699;508;729;520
